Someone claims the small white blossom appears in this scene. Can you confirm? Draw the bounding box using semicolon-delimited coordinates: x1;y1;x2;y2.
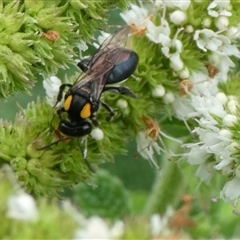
161;0;191;11
77;40;88;52
207;0;232;18
227;27;240;39
73;216;112;240
90;128;104;141
150;214;163;237
146;18;170;44
221;178;240;202
136;131;161;169
120;5;150;29
194;29;222;52
195;163;214;184
152;85;165;98
7;192;38;222
161;28;184;70
43;76;62;107
93;31;110;49
111;221;125;239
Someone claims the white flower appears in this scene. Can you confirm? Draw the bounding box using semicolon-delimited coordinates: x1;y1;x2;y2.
150;214;163;237
93;31;110;49
111;221;125;239
90;128;104;141
207;0;232;18
43;76;62;107
195;163;214;184
161;0;191;11
194;29;222;52
136;131;161;169
73;216;112;240
227;27;240;39
120;5;150;29
169;10;186;25
7;192;38;222
151;85;165;98
77;40;88;52
161;28;184;70
221;178;240;202
146;14;170;44
172;95;195;120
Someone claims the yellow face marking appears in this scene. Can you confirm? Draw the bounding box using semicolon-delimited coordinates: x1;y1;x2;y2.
64;95;73;111
80;102;91;119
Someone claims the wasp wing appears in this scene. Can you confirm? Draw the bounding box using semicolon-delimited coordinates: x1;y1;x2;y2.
71;26;132;101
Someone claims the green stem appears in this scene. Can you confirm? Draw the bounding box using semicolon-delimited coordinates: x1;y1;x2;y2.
143;144;184;216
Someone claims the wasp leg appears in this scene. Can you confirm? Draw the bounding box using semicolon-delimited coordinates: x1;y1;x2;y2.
90;116;99;127
36;137;71;150
103;86;137;98
77;57;91;72
55;83;73;105
77;137;95;173
101;101;115;122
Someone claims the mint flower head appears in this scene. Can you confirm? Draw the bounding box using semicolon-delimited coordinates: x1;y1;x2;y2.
0;0;130;98
0;100;95;196
118;1;240;210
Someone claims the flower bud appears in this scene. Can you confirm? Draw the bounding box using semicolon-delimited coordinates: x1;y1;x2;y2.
151;85;165;98
179;68;190;79
215;92;227;105
169;10;186;25
117;99;128;109
222;114;237;127
215;16;229;30
163;92;175;104
227;100;238;115
90;128;104;141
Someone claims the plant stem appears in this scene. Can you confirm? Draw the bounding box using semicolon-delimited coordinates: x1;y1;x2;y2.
143;144;184;216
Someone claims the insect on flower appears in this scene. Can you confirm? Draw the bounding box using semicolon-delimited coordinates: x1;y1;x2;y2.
38;26;139;171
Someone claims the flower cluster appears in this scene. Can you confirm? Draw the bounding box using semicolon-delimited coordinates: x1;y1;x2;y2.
119;1;240;207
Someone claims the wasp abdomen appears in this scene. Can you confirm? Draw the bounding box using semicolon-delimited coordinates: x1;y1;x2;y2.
106;50;139;84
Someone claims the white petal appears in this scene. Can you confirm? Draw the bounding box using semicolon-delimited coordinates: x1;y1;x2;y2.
221;178;240;201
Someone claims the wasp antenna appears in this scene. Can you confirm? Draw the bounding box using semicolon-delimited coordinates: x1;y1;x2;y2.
36;137;70;150
77;137;95;173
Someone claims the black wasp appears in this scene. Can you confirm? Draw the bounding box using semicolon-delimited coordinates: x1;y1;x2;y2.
55;26;138;138
39;26;139;168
